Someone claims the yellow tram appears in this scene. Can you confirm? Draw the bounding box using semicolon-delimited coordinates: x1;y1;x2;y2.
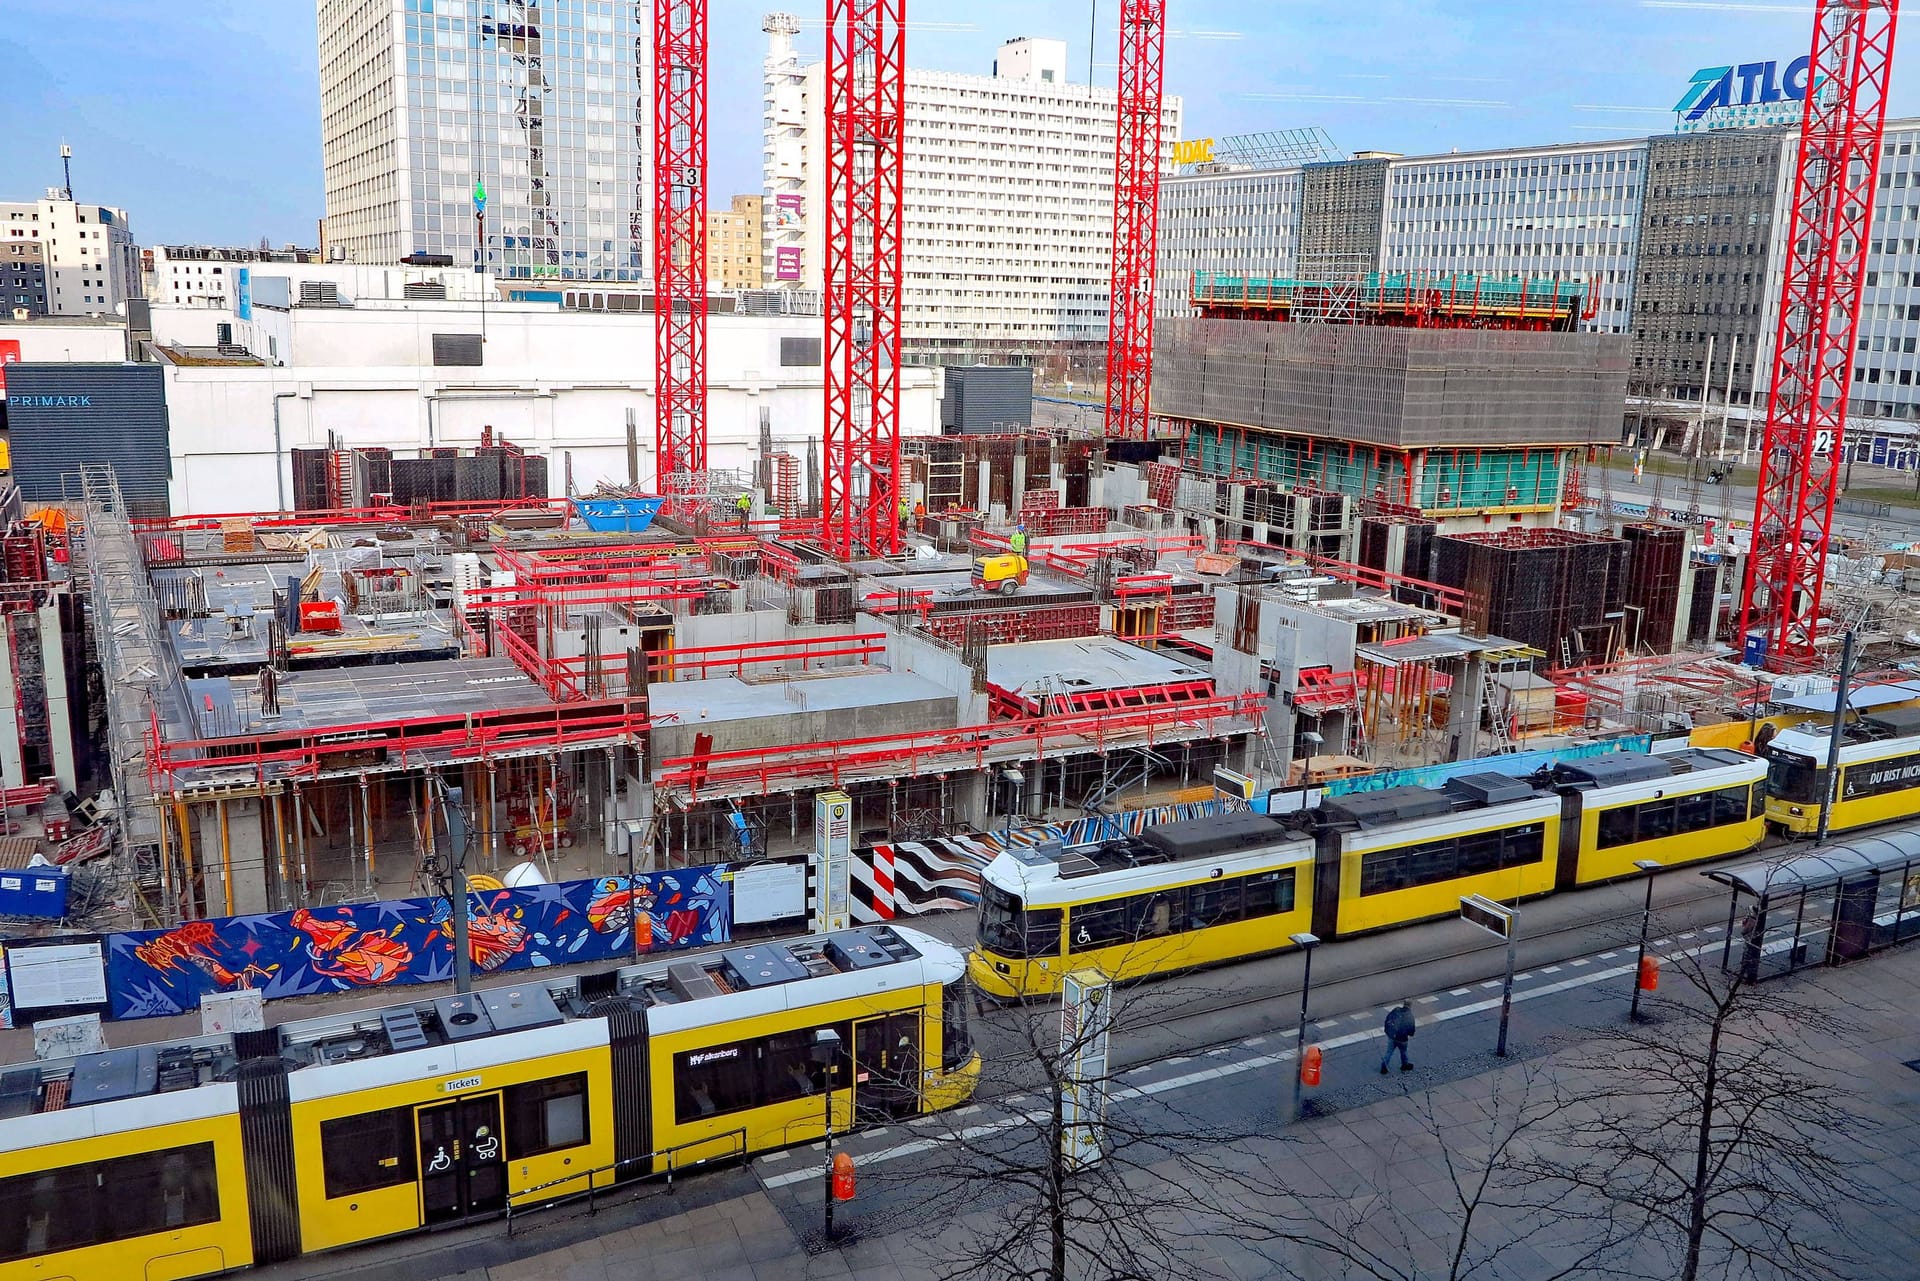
0;925;977;1281
1762;708;1920;837
971;749;1768;1000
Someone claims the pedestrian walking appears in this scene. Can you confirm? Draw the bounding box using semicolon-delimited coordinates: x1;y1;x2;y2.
1379;1000;1415;1073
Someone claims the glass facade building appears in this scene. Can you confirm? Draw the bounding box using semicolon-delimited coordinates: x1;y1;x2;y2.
320;0;649;281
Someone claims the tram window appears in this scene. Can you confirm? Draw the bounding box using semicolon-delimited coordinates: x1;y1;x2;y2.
978;886;1061;958
1359;852;1409;896
321;1108;418;1200
1128;891;1178;938
1677;793;1716;833
1243;869;1296;917
943;981;974;1072
1597;806;1637;848
1189;879;1242;928
506;1073;590;1157
674;1041;760;1122
1457;830;1504;874
762;1029;832;1106
1841;749;1920;800
1637;800;1677;840
1409;840;1455;884
1069;900;1132;950
1767;751;1821;802
1713;786;1752;825
1503;824;1544;864
0;1144;219;1263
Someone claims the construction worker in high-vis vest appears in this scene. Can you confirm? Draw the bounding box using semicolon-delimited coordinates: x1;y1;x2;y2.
736;492;752;529
1009;525;1028;556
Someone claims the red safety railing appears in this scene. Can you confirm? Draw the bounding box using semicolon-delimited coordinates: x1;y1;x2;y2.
654;632;886;679
656;692;1264;800
131;498;573;534
1224;540;1468;616
148;700;647;792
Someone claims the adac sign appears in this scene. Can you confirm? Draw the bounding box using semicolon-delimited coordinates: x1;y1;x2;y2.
1674;57;1812;132
1172;138;1215;168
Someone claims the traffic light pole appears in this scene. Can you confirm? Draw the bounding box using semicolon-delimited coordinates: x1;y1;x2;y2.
1496;919;1516;1058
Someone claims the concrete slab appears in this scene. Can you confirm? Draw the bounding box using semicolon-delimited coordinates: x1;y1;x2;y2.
984;635;1210;699
647;669;961;763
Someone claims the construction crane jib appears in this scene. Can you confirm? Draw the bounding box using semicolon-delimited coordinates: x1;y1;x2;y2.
823;0;907;559
1103;0;1169;442
1738;0;1900;668
654;0;710;505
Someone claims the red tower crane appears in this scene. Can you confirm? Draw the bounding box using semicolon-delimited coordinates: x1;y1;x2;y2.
1102;0;1169;441
654;0;709;502
1738;0;1900;666
822;0;906;558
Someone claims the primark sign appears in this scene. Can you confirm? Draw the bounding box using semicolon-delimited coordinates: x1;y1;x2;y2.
1673;57;1818;134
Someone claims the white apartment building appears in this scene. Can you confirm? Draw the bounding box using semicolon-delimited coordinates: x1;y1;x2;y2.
762;22;1181;364
0;190;139;316
146;246;320;309
1158;141;1644;333
317;0;650;281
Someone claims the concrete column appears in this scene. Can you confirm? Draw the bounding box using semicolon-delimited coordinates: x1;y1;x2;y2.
200;798;271;916
0;625;20;788
1012;441;1027;509
954;771;989;830
977;459;992;513
1090;449;1108;510
38;604;74;792
1448;653;1486;762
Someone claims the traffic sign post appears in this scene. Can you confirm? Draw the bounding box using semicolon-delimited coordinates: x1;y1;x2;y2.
1460;895;1518;1057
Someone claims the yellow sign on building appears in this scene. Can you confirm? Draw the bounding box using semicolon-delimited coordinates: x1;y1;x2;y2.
1172;138;1215;167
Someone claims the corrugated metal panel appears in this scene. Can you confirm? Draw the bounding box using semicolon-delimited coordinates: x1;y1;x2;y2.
942;366;1033;433
5;364;171;517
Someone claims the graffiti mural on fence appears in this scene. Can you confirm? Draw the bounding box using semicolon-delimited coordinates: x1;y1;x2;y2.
106;867;731;1020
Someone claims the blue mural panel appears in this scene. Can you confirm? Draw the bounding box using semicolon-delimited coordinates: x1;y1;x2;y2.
105;868;731;1021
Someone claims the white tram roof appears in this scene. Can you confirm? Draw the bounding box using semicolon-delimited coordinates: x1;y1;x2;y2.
0;925;963;1127
982;812;1312;905
1769;706;1920;762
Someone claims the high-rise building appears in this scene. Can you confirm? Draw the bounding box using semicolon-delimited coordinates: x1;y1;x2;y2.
708;195;764;292
1;239;47;317
0;191;138;317
761;21;1181;365
317;0;650;281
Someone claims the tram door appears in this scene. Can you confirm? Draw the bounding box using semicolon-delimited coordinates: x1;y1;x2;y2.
416;1093;508;1225
853;1014;921;1122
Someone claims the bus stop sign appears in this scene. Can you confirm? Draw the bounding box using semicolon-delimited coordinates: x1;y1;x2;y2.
1460;894;1514;940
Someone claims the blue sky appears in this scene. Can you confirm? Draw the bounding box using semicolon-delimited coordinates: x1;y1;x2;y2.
2;1;1914;246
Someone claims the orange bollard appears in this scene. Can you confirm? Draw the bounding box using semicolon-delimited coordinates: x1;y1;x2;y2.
831;1151;856;1201
1638;954;1660;992
1300;1044;1323;1088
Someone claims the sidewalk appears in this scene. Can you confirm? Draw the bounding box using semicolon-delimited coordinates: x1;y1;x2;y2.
414;936;1920;1281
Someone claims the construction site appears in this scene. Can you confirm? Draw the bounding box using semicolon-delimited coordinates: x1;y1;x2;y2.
0;0;1906;979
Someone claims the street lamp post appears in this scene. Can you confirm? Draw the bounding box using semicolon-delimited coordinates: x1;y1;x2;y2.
1629;859;1662;1022
813;1028;844;1241
1288;932;1320;1121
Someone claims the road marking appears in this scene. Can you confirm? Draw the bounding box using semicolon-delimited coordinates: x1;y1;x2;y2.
1480;980;1501;989
1542;966;1561;974
1569;958;1590;967
758;940;1722;1190
1598;951;1618;960
761;1150;788;1163
1450;988;1471;996
1417;995;1439;1004
1514;973;1532;981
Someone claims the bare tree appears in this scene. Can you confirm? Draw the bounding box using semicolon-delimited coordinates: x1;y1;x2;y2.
1195;1061;1638;1281
856;970;1260;1281
1517;941;1880;1281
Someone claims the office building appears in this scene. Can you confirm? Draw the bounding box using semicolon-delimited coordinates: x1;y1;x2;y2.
1161;139;1644;336
761;21;1181;364
0;190;139;317
317;0;650;281
708;195;764;292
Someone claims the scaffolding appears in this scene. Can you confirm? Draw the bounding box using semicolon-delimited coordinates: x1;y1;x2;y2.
1191;271;1595;331
1432;528;1624;667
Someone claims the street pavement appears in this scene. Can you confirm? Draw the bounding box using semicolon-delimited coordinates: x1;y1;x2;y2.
269;883;1920;1281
